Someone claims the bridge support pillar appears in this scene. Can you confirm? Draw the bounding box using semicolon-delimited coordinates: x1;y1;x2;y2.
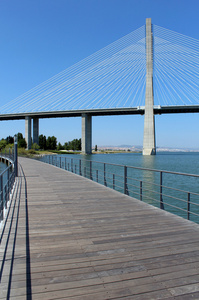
25;116;32;150
143;18;156;155
82;114;92;154
33;118;39;145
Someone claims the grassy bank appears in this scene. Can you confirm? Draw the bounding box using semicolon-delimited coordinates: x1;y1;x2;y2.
1;146;141;159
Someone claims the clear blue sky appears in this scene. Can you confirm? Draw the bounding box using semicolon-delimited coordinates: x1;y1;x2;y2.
0;0;198;148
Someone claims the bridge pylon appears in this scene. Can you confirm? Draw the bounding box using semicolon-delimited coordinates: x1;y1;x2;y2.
25;116;32;150
82;114;92;154
33;118;39;145
25;117;39;149
143;18;156;155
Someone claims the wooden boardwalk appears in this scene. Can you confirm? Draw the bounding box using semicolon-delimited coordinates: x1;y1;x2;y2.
1;157;199;299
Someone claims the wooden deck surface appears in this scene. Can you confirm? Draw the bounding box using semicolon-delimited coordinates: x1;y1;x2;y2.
1;157;199;299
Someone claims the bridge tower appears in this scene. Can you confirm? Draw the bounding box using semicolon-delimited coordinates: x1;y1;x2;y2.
25;116;32;150
143;18;156;155
82;114;92;154
25;117;39;149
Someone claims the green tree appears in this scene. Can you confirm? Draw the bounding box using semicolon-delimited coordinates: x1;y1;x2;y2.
77;138;81;151
46;136;57;150
63;138;81;151
17;132;23;141
32;143;40;150
6;135;14;144
18;138;27;148
51;136;57;150
17;132;27;148
46;136;52;149
39;134;47;150
57;142;64;150
64;142;69;150
0;139;7;150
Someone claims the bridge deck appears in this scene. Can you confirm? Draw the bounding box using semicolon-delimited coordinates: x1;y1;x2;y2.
1;157;199;299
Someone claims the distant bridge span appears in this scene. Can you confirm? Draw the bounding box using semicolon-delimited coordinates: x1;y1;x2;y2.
1;104;198;154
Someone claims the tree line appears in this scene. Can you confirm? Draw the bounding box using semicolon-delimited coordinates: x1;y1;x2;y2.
39;135;81;151
0;133;81;151
0;133;26;150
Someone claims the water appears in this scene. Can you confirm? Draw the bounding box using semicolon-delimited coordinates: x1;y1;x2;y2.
0;161;7;174
40;152;199;223
66;152;199;174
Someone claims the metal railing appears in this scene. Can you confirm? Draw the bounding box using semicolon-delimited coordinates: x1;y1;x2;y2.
42;155;199;223
0;139;18;224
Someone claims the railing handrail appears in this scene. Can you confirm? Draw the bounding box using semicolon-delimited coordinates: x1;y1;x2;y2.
62;156;199;178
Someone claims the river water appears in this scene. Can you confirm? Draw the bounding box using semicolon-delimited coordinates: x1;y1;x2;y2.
39;152;199;223
0;161;7;174
71;151;199;174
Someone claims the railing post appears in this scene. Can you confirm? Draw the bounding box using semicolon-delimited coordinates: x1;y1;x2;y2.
160;171;164;209
71;159;73;173
60;157;61;168
187;192;190;220
79;160;82;176
96;170;98;182
0;175;3;222
65;158;67;170
140;181;142;201
75;165;77;174
4;185;7;209
14;135;18;177
90;161;92;180
84;167;86;177
7;167;10;198
104;163;107;186
124;166;127;195
113;174;115;189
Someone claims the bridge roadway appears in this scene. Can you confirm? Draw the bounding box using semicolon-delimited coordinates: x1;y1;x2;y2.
1;105;199;154
1;158;199;299
0;105;199;120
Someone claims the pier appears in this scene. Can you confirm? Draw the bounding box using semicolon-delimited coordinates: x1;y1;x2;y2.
1;157;199;299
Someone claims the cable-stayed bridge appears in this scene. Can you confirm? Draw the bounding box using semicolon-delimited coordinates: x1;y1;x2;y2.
0;18;199;154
